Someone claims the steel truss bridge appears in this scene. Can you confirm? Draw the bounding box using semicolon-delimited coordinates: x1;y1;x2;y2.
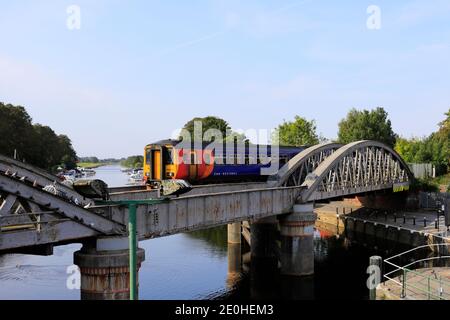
0;140;413;253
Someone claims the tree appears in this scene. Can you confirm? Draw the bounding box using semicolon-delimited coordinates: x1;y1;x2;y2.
0;103;35;161
120;156;143;168
338;107;397;147
395;109;450;174
78;156;100;163
180;116;246;143
180;116;230;141
431;108;450;171
0;102;78;171
272;116;320;146
57;134;78;169
438;109;450;134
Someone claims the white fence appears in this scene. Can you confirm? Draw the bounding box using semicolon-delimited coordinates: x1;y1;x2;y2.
409;163;435;179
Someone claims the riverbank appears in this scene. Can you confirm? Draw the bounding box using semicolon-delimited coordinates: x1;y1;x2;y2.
315;201;449;246
77;162;117;169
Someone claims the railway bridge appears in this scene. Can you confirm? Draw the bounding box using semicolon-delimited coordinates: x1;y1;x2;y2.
0;140;413;299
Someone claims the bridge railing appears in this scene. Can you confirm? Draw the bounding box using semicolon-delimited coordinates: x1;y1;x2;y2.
383;242;450;300
419;192;449;210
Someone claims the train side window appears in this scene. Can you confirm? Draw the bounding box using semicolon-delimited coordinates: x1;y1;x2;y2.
146;148;152;165
165;148;174;165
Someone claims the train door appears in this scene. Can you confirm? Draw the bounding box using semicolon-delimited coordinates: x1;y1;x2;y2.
189;151;198;180
153;149;162;180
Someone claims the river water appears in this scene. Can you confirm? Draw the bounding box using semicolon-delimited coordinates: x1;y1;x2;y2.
0;165;408;300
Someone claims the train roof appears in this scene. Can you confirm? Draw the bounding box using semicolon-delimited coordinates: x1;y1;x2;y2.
146;139;308;150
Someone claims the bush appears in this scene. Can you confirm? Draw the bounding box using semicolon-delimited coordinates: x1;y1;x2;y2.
410;179;439;193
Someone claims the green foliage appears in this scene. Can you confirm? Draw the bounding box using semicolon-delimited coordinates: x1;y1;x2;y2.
338;107;397;147
395;109;449;174
180;116;247;142
410;179;439;193
121;156;143;168
0;102;77;171
78;156;100;163
272;116;321;146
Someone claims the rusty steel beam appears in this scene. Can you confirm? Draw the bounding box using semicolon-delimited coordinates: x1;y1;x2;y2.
0;154;93;207
0;174;125;235
101;186;304;240
0;220;98;251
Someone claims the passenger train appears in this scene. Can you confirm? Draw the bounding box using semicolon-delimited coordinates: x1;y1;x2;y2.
143;139;306;186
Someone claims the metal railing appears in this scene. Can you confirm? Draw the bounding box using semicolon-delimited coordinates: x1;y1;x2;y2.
383;243;450;300
419;192;449;210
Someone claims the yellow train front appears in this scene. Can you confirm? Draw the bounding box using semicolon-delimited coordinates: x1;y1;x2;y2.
143;139;306;187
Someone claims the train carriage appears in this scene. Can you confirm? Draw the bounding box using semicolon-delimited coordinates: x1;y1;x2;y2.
143;139;306;186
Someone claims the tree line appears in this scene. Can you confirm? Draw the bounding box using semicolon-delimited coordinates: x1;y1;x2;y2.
120;156;143;169
0;102;78;171
395;111;449;175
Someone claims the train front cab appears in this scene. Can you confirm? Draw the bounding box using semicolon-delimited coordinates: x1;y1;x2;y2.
144;143;176;187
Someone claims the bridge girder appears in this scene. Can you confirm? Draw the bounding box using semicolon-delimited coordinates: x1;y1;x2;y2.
268;142;343;187
297;140;414;202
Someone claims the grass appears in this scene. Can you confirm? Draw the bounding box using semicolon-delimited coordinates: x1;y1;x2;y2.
413;172;450;193
76;162;107;169
433;173;450;186
432;173;450;192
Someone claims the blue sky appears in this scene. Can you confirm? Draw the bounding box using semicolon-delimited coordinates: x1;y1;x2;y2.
0;0;449;158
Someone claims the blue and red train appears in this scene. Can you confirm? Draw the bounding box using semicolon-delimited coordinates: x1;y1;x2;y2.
143;139;305;185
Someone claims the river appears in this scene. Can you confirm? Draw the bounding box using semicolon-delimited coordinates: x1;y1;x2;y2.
0;165;408;300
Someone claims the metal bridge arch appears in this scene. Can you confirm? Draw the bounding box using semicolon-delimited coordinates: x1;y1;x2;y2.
298;140;414;202
268;142;343;188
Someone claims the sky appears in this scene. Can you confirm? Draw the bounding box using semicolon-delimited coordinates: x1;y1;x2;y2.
0;0;449;158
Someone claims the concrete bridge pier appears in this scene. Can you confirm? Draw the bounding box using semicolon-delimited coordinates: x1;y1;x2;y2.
74;236;145;300
249;217;280;299
250;216;279;266
227;223;242;288
279;203;317;277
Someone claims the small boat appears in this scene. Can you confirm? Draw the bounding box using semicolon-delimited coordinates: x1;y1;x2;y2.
64;169;83;181
80;168;96;177
129;170;144;183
